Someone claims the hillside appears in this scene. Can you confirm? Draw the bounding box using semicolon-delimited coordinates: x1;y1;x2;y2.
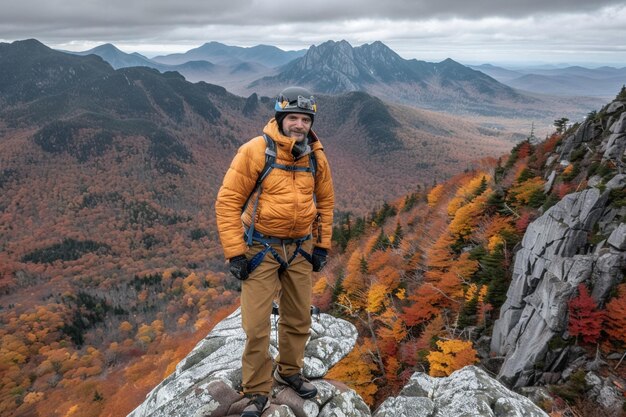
0;39;519;416
315;88;626;414
70;42;279;92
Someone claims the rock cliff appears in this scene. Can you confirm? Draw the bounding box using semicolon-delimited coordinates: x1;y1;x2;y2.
491;96;626;394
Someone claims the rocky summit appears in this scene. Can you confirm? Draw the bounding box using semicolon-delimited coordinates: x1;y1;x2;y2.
374;366;548;417
128;308;549;417
127;308;366;417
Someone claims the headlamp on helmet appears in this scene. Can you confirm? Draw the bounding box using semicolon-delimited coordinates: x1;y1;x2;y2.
274;86;317;116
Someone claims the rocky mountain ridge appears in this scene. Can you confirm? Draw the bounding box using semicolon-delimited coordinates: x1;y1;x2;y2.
69;42;277;93
65;38;601;120
248;40;533;117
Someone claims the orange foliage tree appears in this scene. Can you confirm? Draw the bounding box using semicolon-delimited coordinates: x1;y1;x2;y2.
427;339;478;377
604;284;626;345
326;338;379;405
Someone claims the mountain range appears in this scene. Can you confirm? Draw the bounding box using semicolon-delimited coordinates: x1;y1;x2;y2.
152;41;306;67
471;63;626;97
67;40;606;122
70;43;279;92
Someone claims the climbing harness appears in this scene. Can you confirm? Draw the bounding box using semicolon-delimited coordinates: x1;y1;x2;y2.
245;230;313;274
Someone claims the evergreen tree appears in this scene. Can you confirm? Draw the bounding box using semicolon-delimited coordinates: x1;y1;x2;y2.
332;271;346;311
494;158;505;183
473;176;488;197
457;296;478;328
516;168;534;184
485;190;506;214
372;228;391;253
353;216;366;239
617;85;626;100
470;244;508;309
391;222;404;249
360;256;369;274
528;188;547;208
332;225;349;251
553;117;569;134
402;193;420;212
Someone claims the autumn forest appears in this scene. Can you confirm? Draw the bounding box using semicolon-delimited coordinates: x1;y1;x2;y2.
1;40;625;417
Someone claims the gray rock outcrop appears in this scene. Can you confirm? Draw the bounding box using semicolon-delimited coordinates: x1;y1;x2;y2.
127;308;558;417
602;132;626;162
491;97;626;390
490;184;625;388
128;308;364;417
559;121;601;161
585;372;625;416
373;366;548;417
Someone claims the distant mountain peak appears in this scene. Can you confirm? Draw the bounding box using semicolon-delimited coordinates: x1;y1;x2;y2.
250;40;522;114
5;38;50;53
153;41;305;68
88;43;125;54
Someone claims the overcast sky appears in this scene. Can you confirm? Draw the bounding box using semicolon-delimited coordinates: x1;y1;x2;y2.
2;0;626;66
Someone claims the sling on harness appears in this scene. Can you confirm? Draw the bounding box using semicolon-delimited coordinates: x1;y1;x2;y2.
242;134;319;274
271;301;321;341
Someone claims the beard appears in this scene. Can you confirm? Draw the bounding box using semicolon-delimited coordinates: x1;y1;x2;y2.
283;127;308;142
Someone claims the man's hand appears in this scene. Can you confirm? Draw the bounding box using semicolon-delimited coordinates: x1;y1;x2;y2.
229;255;249;280
311;247;328;272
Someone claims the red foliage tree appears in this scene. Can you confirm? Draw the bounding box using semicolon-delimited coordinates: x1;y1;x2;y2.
568;284;603;344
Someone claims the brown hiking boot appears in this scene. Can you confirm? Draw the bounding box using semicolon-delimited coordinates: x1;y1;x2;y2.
241;394;269;417
273;369;317;399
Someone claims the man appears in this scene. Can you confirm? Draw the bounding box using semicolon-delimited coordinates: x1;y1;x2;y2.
215;86;334;417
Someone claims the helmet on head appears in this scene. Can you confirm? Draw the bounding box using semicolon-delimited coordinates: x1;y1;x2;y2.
274;86;316;121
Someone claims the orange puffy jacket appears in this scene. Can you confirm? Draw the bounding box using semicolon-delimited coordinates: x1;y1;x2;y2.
215;119;334;259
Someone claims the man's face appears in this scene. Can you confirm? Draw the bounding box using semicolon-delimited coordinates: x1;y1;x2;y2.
281;113;312;142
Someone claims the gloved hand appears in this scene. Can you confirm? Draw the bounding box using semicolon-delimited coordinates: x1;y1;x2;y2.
311;247;328;272
229;255;249;280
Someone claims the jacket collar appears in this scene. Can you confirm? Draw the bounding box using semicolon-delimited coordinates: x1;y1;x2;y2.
263;118;323;155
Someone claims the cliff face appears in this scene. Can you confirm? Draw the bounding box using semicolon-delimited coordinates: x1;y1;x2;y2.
491;96;626;395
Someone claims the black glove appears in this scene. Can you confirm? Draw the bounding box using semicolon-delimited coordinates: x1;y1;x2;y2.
229;255;249;280
311;247;328;272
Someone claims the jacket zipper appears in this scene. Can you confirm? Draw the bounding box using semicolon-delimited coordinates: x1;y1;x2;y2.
291;161;298;235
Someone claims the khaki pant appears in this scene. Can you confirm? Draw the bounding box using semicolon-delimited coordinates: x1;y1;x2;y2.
241;239;313;395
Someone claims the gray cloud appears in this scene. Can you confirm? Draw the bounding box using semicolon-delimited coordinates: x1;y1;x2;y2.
2;0;624;33
1;0;625;65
